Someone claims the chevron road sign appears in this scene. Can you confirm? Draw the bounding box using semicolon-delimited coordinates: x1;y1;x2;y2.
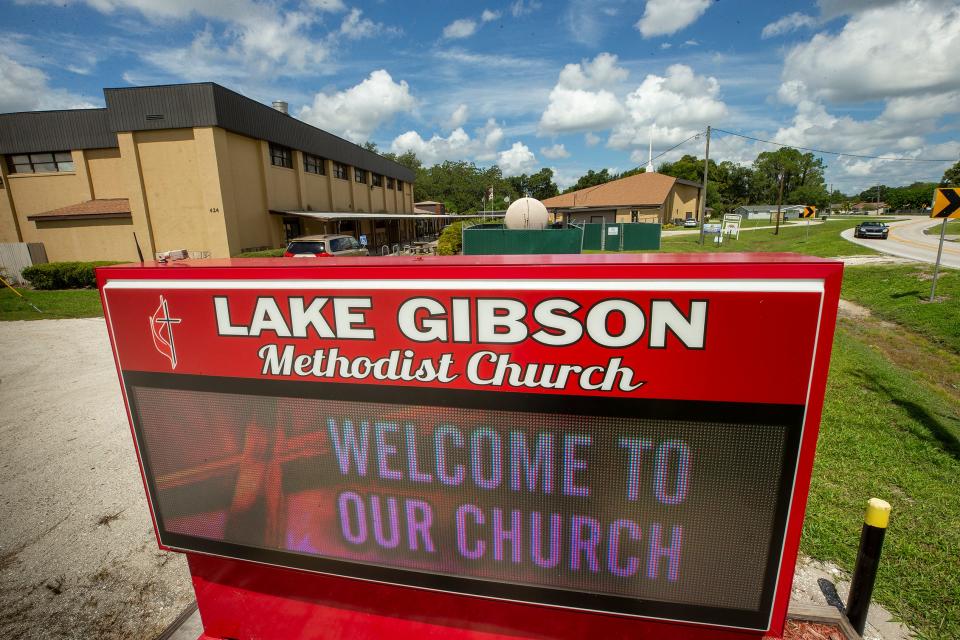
929;188;960;300
800;206;816;219
931;188;960;219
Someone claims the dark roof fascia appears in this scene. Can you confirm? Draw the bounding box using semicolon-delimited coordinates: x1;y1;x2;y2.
28;212;132;221
0;109;117;155
675;178;703;189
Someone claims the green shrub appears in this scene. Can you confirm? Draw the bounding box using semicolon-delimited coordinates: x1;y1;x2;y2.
21;261;123;290
437;218;492;256
236;248;285;257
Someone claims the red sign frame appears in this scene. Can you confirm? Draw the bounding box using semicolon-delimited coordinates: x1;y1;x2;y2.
98;253;842;639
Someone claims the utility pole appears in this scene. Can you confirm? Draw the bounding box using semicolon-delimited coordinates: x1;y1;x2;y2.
698;125;711;246
774;172;785;235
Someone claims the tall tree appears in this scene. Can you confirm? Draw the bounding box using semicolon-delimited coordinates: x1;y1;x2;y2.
941;160;960;187
562;169;616;193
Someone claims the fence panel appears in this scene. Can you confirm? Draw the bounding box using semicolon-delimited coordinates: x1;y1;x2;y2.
620;223;661;251
0;242;47;285
462;228;583;255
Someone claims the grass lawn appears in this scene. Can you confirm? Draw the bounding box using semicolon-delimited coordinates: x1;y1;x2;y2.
842;264;960;353
617;219;887;257
923;219;960;238
804;321;960;639
0;287;103;320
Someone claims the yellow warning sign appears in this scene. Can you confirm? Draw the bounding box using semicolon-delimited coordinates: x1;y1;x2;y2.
800;206;816;219
932;188;960;218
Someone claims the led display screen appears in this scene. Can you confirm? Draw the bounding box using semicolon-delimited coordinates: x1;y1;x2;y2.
125;370;802;630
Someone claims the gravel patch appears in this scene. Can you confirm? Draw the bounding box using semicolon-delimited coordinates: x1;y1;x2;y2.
0;319;192;640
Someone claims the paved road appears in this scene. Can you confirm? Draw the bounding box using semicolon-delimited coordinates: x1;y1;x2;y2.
841;216;960;269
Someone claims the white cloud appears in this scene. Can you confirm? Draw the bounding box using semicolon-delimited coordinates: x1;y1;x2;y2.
781;1;960;103
446;103;469;130
539;53;628;133
761;12;816;38
481;9;500;22
299;70;416;142
308;0;346;11
635;0;711;38
683;39;698;46
609;64;727;152
339;8;388;40
540;143;570;159
0;52;98;112
660;42;672;49
510;0;542;17
498;142;537;176
584;132;601;147
389;118;504;165
443;18;478;39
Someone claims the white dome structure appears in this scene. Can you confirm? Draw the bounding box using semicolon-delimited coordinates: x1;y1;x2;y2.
504;197;549;230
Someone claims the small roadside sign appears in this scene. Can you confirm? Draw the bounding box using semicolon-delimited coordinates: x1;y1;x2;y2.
931;188;960;219
800;206;816;219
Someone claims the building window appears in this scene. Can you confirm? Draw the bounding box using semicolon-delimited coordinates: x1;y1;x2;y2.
371;173;383;188
354;168;367;184
7;151;75;174
631;209;639;222
387;177;395;190
304;153;326;175
269;143;292;168
397;180;404;192
333;162;349;180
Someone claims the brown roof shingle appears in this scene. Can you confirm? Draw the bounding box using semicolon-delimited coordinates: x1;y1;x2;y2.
542;172;684;209
28;198;131;221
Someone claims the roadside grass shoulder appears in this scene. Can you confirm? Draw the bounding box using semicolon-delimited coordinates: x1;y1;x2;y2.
805;323;960;639
0;288;103;320
612;219;884;257
842;264;960;353
922;219;960;235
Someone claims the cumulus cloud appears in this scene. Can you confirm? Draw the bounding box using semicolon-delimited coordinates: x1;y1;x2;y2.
635;0;711;38
0;52;98;112
299;70;416;142
443;18;478;39
481;9;500;22
389;118;504;165
498;142;537;176
761;12;816;38
781;1;960;103
540;143;570;159
609;64;726;154
584;132;601;147
539;53;627;133
446;103;469;130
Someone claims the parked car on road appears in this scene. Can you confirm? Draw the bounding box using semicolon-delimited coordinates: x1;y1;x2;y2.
683;218;698;228
283;234;369;257
854;221;889;239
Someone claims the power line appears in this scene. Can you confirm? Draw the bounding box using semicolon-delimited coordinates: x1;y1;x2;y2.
711;127;957;163
650;132;703;164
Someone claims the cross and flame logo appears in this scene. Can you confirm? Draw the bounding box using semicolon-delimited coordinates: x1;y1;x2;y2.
150;295;182;369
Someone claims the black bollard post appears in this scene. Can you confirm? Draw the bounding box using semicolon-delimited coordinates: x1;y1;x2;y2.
845;498;891;635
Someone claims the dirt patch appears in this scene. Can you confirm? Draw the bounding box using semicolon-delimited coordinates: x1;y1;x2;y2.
839;255;913;266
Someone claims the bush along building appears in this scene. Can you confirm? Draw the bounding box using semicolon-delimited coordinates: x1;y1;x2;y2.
0;83;417;261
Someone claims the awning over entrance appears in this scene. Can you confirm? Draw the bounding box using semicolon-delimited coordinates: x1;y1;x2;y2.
273;211;505;220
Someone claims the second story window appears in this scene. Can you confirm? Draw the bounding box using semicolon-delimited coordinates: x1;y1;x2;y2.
333;162;348;180
354;168;367;184
304;153;326;175
371;173;383;188
270;143;292;168
7;151;74;174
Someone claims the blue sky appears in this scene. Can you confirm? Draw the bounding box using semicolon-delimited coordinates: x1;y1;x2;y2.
3;0;959;193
